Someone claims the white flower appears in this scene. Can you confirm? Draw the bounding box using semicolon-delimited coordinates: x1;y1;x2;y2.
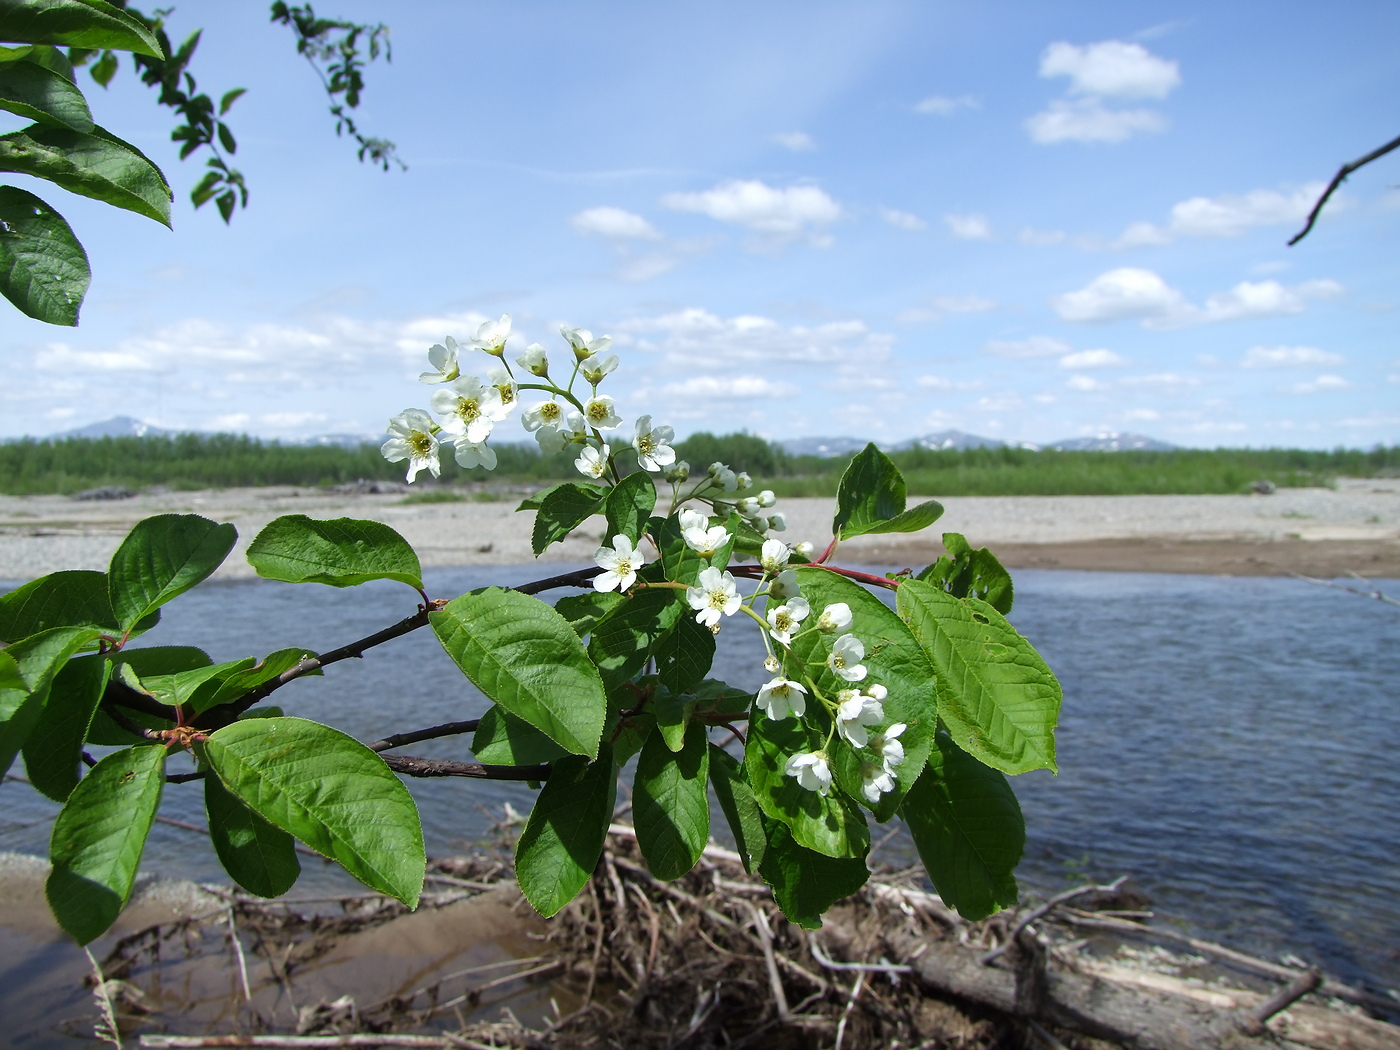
736;496;763;519
450;437;497;470
835;690;885;747
516;342;549;377
785;751;832;795
863;683;888;702
537;410;587;455
763;654;781;674
381;409;441;482
486;367;518;412
760;538;790;574
522;399;565;433
793;541;815;560
817;603;853;633
757;489;777;509
756;677;807;720
583;395;622;430
766;596;809;645
594;534;642;592
580;353;619;385
632;415;676;472
683;523;731;556
561;325;612;361
472;313;511;356
431;376;508;444
678;508;709;533
768;569;799;602
735;471;753;491
860;761;897;803
708;462;738;491
827;633;868;682
871;723;907;772
765;511;787;533
686;565;741;627
419;336;461;384
576;443;610;479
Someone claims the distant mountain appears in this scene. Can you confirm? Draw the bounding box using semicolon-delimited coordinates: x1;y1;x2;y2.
300;432;384;449
780;436;870;458
1045;431;1177;452
54;416;174;439
896;430;1006;451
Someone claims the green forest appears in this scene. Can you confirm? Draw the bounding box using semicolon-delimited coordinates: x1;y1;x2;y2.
2;431;1396;497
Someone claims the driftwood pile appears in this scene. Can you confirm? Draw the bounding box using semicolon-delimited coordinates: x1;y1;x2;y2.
82;823;1400;1050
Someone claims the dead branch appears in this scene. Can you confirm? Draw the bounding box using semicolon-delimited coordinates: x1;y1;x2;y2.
1289;133;1400;245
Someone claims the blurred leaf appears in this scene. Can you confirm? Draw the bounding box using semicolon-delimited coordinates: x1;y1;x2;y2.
218;86;245;115
87;46;114;85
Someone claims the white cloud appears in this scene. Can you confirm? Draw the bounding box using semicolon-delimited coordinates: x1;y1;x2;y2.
944;212;992;240
772;131;815;152
1053;268;1341;328
1242;345;1345;369
1119;372;1199;389
982;335;1072;358
917;375;954;389
614;308;893;371
1060;348;1126;369
1114;184;1325;245
662;375;797;399
915;94;979;115
260;411;328;428
1288;374;1351;394
662;180;841;244
1039;41;1181;99
934;295;997;314
880;207;927;231
1019;227;1067;245
896;308;942;325
570;206;661;240
1066;375;1104;391
1026;99;1167;144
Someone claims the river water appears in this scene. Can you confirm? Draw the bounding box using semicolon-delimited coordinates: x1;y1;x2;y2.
3;565;1398;994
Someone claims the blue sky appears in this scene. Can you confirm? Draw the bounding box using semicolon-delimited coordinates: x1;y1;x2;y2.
3;1;1397;449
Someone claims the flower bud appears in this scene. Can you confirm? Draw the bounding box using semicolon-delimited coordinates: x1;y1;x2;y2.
665;460;691;484
764;654;781;674
735;471;753;491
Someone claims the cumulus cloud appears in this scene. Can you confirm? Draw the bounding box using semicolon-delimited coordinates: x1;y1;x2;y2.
663;375;798;399
1066;375;1104;392
1026;99;1167;144
880;207;927;231
944;213;992;240
982;336;1072;358
1053;268;1342;328
772;131;815;152
662;180;841;245
613;308;893;372
1019;227;1067;246
570;206;662;240
915;95;979;115
1039;40;1180;99
1287;375;1351;394
1060;348;1126;369
1114;184;1325;246
1242;345;1345;369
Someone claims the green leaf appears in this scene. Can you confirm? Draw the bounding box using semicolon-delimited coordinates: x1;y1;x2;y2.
654;612;714;696
554;591;622;637
191;647;318;712
218;86;245;115
860;499;944;536
432;588;606;759
45;744;165;944
708;744;766;873
204;773;299;899
0;0;165;58
0;51;92;129
587;587;684;694
896;580;1060;775
201;717;424;907
653;689;695;753
85;645;207;744
901;732;1024;920
0;185;87;325
604;471;656;545
757;817;868;930
0;568;112;642
652;512;706;586
917;533;1014;614
87;46;114;85
108;514;237;631
611;709;654;765
790;568;939;821
137;657;255;710
514;746;616;917
246;515;423;591
832;443;903;538
0;123;171;226
744;709;869;859
633;721;709;881
471;705;567;765
531;482;605;556
21;652;107;801
0;624;102;777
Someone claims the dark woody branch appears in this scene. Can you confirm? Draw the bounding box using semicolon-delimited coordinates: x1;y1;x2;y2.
1289;133;1400;245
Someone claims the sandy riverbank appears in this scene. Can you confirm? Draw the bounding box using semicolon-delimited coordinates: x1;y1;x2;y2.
2;479;1399;581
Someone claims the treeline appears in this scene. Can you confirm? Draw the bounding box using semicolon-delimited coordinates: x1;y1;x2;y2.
0;430;1396;496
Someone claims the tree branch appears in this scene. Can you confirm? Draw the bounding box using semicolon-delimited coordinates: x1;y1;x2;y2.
1289;133;1400;245
380;753;550;780
365;719;480;752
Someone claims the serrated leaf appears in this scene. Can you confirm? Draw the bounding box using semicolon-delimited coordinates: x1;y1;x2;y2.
832;443;904;538
604;470;656;545
190;647;318;712
531;482;605;556
0;185;88;325
85;645;206;744
654;612;714;696
744;709;869;859
205;773;299;899
553;590;622;637
0;568;112;642
896;580;1059;775
0;51;92;129
433;588;606;759
901;731;1023;920
708;744;766;873
201;717;424;907
471;705;567;765
917;532;1014;614
22;652;107;800
633;721;709;881
246;515;422;591
0;624;102;777
108;514;236;631
757;817;868;930
514;746;616;917
859;499;944;536
45;744;165;944
653;690;696;752
0;123;171;226
0;0;164;58
137;656;254;710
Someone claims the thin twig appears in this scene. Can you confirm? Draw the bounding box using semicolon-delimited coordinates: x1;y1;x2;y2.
138;1038;468;1048
227;907;252;1004
1289;133;1400;245
809;937;912;975
365;719;481;752
744;900;790;1020
379;754;551;780
981;876;1127;965
1287;569;1400;608
1240;967;1323;1035
833;971;864;1050
85;946;124;1049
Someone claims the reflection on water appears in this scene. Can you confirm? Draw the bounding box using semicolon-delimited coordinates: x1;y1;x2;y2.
3;564;1398;991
